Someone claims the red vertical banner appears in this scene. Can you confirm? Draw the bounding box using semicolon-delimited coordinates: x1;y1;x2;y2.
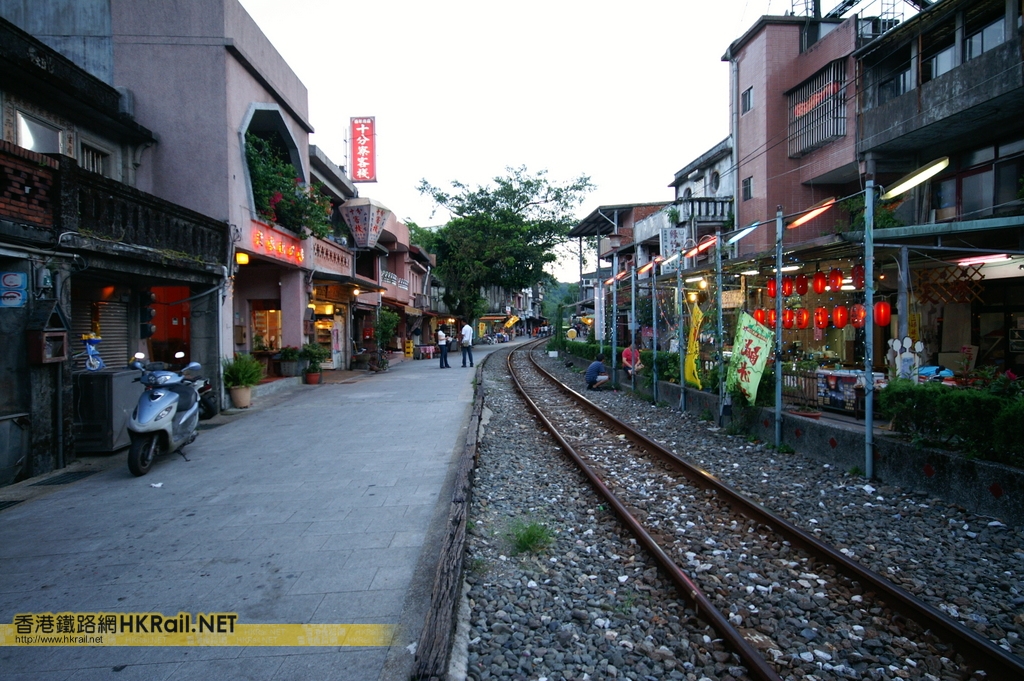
350;117;376;182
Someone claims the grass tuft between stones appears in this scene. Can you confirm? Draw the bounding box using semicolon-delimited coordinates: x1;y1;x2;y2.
508;520;552;554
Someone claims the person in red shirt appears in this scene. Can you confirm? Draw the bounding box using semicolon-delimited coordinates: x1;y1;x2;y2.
622;343;641;378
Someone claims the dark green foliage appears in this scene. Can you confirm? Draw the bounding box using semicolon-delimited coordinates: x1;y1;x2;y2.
375;308;400;349
638;350;680;385
299;343;330;373
418;167;593;319
245;133;331;239
222;353;263;388
878;379;1024;466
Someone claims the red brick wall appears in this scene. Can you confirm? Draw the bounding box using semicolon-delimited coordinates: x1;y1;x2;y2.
0;140;58;227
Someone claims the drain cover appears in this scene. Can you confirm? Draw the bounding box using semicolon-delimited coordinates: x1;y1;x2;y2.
29;470;99;486
0;500;24;511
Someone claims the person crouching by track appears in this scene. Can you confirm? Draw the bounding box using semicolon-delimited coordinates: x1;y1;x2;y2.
622;342;642;378
584;354;610;391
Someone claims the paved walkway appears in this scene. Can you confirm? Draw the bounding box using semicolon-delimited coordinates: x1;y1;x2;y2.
0;341;514;680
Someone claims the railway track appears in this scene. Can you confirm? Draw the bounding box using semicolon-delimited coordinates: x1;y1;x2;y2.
507;340;1024;680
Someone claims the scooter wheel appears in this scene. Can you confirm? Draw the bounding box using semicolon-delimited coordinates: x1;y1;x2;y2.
128;435;159;476
198;393;218;420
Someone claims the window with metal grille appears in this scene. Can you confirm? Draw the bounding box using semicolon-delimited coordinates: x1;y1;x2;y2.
81;145;108;176
787;60;846;157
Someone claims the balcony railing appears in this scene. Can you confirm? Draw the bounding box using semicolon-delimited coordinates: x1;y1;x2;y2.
72;168;229;267
679;197;733;222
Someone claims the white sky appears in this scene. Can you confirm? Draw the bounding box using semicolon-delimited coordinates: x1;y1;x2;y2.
237;0;913;281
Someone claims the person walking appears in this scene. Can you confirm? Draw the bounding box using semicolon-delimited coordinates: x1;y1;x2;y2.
437;327;451;368
460;321;474;367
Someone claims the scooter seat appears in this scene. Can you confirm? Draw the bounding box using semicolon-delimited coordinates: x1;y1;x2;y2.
166;383;198;412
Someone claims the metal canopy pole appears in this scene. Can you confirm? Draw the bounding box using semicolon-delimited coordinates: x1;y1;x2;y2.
652;269;659;403
774;207;784;449
865;180;876;479
631;264;637;393
715;226;724;425
677;255;685;412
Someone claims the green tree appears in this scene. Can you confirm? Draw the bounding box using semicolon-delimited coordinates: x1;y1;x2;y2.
418;166;593;319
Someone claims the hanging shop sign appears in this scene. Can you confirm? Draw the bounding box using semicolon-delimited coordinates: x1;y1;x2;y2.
727;311;775;406
251;225;305;265
350;117;376;182
338;198;391;250
684;303;704;389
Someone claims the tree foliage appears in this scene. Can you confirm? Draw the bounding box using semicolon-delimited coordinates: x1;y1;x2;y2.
417;166;593;319
245;133;332;239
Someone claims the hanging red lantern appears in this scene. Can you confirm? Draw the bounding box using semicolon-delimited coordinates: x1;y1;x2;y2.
767;278;777;298
767;309;777;327
795;274;809;295
874;300;892;326
783;309;795;329
812;271;827;294
828;268;844;291
851;303;867;328
832;305;849;329
814;306;829;329
852;264;865;289
782;276;794;297
753;308;767;325
795;308;810;329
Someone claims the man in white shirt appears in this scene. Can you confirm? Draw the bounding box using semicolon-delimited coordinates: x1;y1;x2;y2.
460;322;474;367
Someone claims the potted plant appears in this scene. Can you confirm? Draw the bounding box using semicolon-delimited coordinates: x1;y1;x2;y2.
222;353;263;408
299;342;330;384
278;345;301;376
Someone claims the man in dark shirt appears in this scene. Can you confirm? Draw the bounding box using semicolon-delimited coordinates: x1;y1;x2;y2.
584;354;610;391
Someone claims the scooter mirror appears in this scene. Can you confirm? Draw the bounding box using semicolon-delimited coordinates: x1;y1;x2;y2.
183;361;201;373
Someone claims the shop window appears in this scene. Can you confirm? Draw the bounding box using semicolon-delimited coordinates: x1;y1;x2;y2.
741;87;753;114
741;177;753;201
16;111;62;154
965;17;1005;62
995;159;1024;213
250;300;282;351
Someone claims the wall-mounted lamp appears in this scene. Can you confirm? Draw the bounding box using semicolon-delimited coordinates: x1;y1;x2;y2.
235;252;249;265
352;288;361;297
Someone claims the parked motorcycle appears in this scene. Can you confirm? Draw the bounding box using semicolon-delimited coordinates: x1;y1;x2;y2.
126;352;202;476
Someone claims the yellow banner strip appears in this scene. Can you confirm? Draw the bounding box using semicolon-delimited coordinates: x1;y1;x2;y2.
1;623;395;647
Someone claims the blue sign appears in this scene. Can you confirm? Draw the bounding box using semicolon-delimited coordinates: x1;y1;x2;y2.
1;272;28;308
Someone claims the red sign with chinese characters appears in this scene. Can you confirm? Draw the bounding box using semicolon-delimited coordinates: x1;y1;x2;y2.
350;117;376;183
251;224;305;265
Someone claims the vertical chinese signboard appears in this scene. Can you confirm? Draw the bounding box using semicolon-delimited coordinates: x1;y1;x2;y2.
683;303;703;389
350;117;376;183
726;311;774;405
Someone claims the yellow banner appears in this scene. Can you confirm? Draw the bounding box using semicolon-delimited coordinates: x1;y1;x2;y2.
684;303;703;389
1;613;394;647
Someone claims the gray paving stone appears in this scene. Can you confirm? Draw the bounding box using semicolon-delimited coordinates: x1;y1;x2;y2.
163;656;283;680
312;588;406;622
287;566;379;596
270;649;386;680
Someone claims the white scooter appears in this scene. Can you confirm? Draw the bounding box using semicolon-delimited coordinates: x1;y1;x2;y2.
126;352;202;476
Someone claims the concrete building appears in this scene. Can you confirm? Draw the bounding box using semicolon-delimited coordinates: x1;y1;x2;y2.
0;15;228;484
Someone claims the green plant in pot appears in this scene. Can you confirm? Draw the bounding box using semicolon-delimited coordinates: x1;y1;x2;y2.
222;353;263;408
278;345;300;376
299;343;330;383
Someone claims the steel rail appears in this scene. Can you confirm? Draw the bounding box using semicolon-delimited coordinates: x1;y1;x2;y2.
524;345;1024;678
507;345;783;681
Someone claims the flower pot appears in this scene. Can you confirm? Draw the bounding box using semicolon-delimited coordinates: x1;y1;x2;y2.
280;360;299;376
229;386;252;409
304;372;321;385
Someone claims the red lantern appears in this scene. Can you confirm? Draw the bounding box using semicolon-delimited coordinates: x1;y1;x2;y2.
795;308;810;329
874;300;892;326
783;309;795;329
753;308;767;325
832;305;849;329
767;278;777;298
851;304;867;328
828;268;844;291
852;264;865;289
795;274;809;296
814;306;829;329
812;271;827;294
782;276;794;297
767;309;777;327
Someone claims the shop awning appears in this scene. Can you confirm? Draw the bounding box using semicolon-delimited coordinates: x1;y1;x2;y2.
404;306;422;316
311;271;385;292
504;315;520;327
479;314;506;321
